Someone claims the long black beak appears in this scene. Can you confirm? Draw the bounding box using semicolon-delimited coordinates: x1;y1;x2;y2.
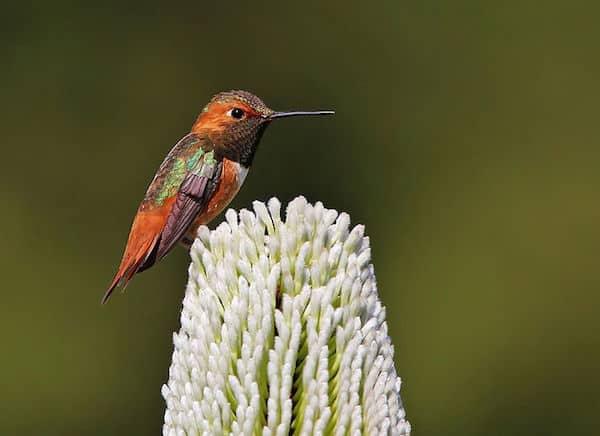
267;110;335;119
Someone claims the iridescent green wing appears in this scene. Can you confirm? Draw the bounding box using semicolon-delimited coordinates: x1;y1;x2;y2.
142;133;212;209
154;148;222;261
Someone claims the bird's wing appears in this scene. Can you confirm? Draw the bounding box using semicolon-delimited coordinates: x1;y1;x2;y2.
152;151;223;262
103;134;220;303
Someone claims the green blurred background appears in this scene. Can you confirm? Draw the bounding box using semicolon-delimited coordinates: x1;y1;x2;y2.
2;1;599;434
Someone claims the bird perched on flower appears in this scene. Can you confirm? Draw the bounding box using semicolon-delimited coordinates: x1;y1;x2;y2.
103;90;334;303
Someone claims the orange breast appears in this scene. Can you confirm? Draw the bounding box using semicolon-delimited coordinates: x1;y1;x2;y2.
187;158;244;237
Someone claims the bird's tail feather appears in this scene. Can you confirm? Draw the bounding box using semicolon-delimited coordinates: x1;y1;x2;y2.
102;236;159;304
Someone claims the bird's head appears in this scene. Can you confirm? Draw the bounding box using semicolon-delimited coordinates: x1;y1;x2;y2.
191;90;334;166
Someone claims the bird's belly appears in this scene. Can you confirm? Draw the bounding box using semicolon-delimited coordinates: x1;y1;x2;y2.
187;159;248;239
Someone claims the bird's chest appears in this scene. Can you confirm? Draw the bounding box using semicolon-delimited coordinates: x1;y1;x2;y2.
189;158;248;233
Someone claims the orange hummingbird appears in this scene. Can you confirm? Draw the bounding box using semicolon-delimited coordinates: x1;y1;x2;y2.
103;90;334;303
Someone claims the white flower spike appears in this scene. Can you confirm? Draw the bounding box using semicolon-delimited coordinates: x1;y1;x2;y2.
162;197;410;435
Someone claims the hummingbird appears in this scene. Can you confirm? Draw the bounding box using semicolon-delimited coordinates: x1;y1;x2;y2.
103;90;334;303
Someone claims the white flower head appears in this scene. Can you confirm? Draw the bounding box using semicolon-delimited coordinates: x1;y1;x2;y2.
162;197;410;435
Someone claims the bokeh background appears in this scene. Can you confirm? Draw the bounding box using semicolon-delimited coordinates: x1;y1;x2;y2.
2;1;599;434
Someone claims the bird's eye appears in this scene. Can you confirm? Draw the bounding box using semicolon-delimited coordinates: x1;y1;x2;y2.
229;108;245;119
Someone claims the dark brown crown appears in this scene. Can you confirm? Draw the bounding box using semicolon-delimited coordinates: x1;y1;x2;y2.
209;90;272;116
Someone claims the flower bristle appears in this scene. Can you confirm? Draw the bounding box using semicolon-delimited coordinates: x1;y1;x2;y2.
162;197;410;435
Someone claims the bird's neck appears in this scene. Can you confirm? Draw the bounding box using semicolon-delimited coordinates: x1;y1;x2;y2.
191;121;267;168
